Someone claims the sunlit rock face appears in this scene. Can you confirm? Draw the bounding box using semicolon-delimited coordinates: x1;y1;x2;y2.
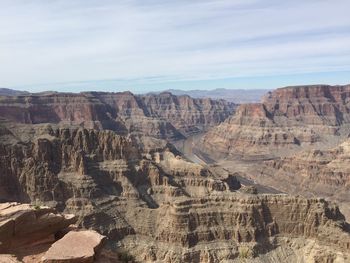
0;91;235;140
201;84;350;158
0;88;350;262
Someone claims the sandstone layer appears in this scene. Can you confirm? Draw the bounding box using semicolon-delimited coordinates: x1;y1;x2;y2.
1;87;350;262
42;230;105;263
0;91;235;140
255;138;350;219
201;85;350;158
118;194;350;262
0;121;349;262
0;202;76;253
0;202;107;263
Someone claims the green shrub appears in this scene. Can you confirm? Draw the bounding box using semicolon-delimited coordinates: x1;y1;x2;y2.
238;247;251;259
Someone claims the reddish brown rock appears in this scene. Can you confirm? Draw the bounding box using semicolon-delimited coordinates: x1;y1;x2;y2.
201;84;350;158
258;138;350;219
42;230;105;263
0;202;76;253
0;254;21;263
0;91;235;140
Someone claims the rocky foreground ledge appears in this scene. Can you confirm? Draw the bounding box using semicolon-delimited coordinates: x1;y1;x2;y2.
0;202;105;263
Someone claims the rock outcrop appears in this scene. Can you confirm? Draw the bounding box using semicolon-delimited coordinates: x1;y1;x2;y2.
0;202;107;263
42;230;105;263
201;84;350;158
118;195;350;262
0;202;76;253
257;138;350;219
1;121;349;262
1;85;350;262
0;91;235;140
0;121;233;236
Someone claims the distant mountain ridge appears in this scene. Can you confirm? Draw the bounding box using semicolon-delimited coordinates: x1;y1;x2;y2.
0;88;29;96
155;88;269;103
1;87;269;103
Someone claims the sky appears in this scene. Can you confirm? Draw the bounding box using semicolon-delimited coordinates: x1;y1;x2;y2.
0;0;349;93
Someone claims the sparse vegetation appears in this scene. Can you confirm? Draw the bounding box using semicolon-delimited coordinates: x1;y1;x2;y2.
238;247;251;260
32;199;42;210
118;251;135;263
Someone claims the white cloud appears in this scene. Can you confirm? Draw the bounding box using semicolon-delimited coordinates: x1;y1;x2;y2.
0;0;349;89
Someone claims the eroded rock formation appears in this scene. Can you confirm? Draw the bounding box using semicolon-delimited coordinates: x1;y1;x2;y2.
257;138;350;219
0;202;76;253
118;195;350;262
1;87;350;262
0;91;235;140
0;202;106;263
42;230;105;263
201;84;350;158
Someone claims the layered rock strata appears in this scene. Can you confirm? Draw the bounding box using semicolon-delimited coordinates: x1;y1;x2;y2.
1;85;350;262
258;138;350;219
1;122;349;261
201;85;350;158
0;122;232;237
0;91;235;140
118;195;350;262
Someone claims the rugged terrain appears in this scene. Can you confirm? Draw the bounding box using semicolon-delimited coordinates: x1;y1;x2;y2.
0;202;106;262
201;84;350;158
199;84;350;221
0;89;350;262
257;138;350;219
0;91;235;140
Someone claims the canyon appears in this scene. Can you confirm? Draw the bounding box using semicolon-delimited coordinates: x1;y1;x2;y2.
201;85;350;158
0;91;235;140
0;88;349;262
200;84;350;220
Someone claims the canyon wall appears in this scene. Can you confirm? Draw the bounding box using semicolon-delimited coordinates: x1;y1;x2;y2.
201;85;350;158
0;121;349;262
0;91;235;140
256;138;350;219
1;87;350;262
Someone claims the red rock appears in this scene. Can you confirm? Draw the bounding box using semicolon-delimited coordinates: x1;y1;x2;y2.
0;91;235;140
42;230;105;263
0;202;76;253
0;254;20;263
201;84;350;158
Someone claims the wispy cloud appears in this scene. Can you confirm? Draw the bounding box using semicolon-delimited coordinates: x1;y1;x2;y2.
0;0;349;91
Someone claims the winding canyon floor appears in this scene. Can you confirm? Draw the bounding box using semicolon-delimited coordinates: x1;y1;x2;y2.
175;133;350;221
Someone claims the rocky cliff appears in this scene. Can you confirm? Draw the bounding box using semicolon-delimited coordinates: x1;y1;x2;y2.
120;195;350;262
257;138;350;219
199;84;350;227
0;121;349;262
0;91;235;140
1;85;350;262
201;84;350;158
0;121;235;234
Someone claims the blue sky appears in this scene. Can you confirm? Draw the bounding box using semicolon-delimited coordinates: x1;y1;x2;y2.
0;0;349;93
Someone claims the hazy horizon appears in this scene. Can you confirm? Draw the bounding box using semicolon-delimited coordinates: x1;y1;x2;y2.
1;0;350;93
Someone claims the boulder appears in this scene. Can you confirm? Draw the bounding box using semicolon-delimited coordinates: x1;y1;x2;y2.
0;254;21;263
0;202;76;253
42;230;105;263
